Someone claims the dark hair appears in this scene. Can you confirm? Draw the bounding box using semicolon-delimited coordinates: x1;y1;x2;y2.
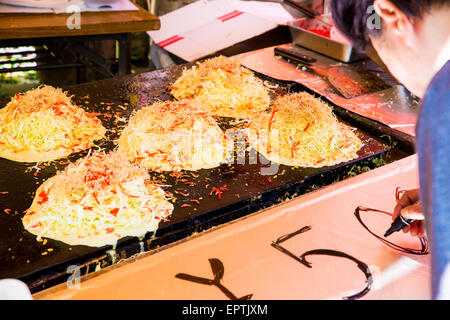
331;0;449;50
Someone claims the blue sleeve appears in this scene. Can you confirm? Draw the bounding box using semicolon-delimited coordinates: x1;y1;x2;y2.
416;61;450;299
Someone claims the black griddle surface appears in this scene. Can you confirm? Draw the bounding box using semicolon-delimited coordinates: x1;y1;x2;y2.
0;64;392;290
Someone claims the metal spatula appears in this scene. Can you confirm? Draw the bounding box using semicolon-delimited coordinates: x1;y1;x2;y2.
275;46;391;99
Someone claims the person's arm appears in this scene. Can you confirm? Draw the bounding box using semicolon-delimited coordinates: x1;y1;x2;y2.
392;188;425;237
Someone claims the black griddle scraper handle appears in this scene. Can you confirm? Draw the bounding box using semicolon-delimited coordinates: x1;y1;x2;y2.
274;47;316;65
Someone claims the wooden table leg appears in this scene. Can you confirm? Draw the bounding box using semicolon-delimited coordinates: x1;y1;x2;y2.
118;33;131;76
76;65;87;84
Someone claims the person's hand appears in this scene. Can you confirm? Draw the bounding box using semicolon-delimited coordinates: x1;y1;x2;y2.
392;188;425;237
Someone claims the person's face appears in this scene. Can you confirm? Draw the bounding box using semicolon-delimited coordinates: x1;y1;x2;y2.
369;32;419;93
369;0;431;97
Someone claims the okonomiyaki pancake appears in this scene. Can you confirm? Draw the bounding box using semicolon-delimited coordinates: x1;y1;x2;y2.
118;100;232;171
171;56;270;119
247;92;363;167
0;85;105;162
22;152;174;247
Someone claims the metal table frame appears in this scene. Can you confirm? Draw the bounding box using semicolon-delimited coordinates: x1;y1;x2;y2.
0;33;131;83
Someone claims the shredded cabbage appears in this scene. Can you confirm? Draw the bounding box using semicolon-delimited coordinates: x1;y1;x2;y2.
171;56;270;119
247;92;363;167
22;152;173;246
118;100;232;171
0;85;105;157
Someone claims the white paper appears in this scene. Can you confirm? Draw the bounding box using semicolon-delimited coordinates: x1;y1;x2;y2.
147;0;291;62
148;0;233;44
226;0;293;25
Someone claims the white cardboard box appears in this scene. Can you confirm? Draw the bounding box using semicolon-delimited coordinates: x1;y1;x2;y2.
147;0;294;62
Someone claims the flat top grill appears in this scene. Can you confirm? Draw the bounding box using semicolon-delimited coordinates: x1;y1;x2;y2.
0;64;408;293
